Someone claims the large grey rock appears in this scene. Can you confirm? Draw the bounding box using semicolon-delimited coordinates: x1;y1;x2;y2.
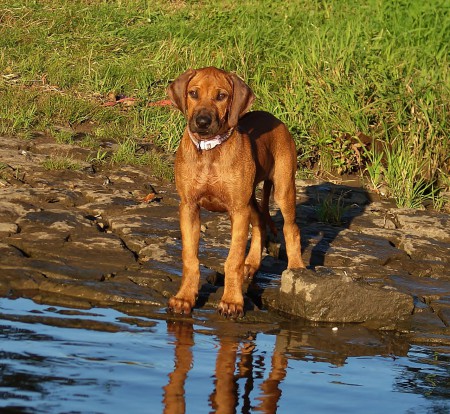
264;268;414;330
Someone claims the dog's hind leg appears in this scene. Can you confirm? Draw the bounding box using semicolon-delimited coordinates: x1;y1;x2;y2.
273;174;305;269
244;195;265;279
261;180;277;237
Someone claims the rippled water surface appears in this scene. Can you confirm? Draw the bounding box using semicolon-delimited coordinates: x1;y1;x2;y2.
1;298;449;413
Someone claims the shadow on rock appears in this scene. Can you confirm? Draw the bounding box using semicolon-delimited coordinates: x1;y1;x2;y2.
199;181;372;313
298;182;371;268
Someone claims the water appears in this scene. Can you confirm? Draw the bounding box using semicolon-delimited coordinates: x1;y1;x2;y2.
0;298;449;414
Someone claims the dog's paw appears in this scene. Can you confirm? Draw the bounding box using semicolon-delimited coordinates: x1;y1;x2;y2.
288;255;306;269
217;300;244;319
244;263;259;280
168;296;194;315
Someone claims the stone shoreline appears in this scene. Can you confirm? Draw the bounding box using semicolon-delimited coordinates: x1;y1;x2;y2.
1;135;449;345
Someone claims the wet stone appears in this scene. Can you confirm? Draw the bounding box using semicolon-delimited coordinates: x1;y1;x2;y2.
1;134;450;343
263;268;414;330
437;308;450;327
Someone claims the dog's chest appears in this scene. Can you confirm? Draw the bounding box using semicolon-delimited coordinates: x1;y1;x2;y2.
193;160;227;192
190;158;245;208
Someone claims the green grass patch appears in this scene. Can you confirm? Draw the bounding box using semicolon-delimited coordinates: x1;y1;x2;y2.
41;156;82;171
316;191;351;226
0;162;8;180
1;0;449;208
110;137;173;180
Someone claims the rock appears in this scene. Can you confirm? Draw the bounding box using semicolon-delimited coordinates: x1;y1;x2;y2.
263;268;414;330
139;243;170;262
0;243;26;258
0;223;19;235
394;210;449;241
1;134;450;342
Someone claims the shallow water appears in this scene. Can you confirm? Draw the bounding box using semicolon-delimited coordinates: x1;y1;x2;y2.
0;298;449;414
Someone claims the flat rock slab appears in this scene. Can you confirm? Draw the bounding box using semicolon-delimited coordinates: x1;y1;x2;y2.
263;268;414;330
1;135;450;343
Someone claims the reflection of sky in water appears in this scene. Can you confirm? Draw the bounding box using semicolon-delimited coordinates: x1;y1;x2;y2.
277;351;447;414
0;298;448;413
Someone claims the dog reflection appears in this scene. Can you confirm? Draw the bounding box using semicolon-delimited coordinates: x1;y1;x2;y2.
163;322;194;414
162;321;287;414
162;320;410;413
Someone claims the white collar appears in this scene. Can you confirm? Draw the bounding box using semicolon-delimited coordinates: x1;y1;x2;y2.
188;128;234;151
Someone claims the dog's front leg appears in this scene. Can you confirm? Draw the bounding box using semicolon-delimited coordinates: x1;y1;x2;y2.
168;201;201;314
218;206;251;318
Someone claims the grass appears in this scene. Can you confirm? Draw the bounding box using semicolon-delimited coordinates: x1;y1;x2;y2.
1;0;449;208
383;138;441;209
41;156;82;171
0;162;8;181
316;191;350;227
110;137;174;180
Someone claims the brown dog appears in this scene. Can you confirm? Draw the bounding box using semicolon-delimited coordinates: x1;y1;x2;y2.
167;67;305;317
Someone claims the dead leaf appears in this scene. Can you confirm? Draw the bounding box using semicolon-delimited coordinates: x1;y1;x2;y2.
147;99;173;107
103;94;139;107
142;193;157;203
116;97;138;106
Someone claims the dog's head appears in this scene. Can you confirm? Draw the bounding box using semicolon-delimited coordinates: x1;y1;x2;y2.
167;67;255;138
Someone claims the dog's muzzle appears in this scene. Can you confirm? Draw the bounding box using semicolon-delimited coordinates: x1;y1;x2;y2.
190;109;219;135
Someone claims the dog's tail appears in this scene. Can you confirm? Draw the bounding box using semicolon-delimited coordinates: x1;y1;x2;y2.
261;180;278;237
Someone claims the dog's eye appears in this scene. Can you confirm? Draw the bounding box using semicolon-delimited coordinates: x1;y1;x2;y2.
188;90;198;99
216;92;228;101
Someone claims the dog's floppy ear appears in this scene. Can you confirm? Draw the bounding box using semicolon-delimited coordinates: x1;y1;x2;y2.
228;74;255;128
167;69;196;114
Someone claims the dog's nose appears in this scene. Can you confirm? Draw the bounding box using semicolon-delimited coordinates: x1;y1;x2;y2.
195;114;212;130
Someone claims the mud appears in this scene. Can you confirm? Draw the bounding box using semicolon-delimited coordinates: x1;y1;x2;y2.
0;135;449;345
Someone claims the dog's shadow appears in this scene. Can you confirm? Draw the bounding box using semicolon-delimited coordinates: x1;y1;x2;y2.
197;181;371;311
283;181;371;268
